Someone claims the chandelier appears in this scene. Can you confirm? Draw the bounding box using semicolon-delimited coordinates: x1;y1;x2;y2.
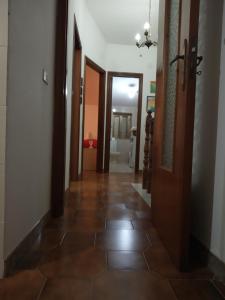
135;0;157;49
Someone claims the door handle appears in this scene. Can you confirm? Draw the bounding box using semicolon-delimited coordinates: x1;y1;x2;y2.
169;39;188;91
170;55;185;66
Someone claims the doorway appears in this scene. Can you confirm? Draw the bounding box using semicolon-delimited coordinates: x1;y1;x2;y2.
105;72;143;174
81;57;106;174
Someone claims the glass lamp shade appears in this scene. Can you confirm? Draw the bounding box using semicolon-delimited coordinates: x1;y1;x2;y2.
135;33;141;42
144;22;150;31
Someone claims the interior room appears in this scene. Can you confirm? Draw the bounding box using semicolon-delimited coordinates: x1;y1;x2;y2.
2;0;225;299
110;77;139;173
83;64;100;172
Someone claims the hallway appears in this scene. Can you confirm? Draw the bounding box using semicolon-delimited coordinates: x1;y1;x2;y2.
0;173;225;299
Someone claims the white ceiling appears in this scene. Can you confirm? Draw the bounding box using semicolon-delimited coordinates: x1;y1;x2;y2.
86;0;159;45
112;77;139;107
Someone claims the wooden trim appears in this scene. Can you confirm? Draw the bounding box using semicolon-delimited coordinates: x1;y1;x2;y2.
136;74;143;172
81;56;106;175
104;71;143;173
104;73;113;173
113;112;132;116
51;0;68;217
69;15;82;182
4;212;50;277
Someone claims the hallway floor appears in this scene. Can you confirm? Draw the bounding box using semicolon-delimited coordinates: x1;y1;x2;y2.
110;161;133;173
1;173;225;299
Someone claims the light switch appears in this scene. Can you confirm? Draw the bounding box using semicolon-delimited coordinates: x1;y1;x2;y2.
42;69;48;85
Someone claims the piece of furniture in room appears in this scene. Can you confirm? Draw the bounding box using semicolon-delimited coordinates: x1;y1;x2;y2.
83;139;97;171
143;111;154;192
83;148;97;171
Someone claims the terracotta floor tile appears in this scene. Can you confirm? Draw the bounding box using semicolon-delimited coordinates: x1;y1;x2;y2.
135;210;152;220
40;278;91;299
93;271;177;300
132;219;153;230
2;173;219;299
68;217;106;232
96;230;150;251
170;279;223;300
39;247;106;279
0;270;46;300
105;206;136;220
108;251;148;271
75;209;105;219
106;220;133;230
61;232;95;251
76;199;105;210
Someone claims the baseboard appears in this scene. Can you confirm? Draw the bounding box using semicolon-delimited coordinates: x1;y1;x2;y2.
4;211;50;277
0;259;4;279
190;236;225;274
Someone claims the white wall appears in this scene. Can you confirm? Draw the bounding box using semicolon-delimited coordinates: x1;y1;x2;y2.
5;0;57;258
0;0;8;277
211;3;225;262
106;44;157;169
65;0;107;188
191;0;224;249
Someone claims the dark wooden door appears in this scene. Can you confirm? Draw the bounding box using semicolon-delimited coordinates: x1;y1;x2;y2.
152;0;200;270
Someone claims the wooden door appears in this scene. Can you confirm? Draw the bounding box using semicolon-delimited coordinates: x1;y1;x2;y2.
152;0;200;270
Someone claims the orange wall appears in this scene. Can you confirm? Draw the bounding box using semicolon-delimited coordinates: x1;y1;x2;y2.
84;65;100;139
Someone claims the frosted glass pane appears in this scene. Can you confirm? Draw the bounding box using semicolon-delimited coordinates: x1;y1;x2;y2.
162;0;180;169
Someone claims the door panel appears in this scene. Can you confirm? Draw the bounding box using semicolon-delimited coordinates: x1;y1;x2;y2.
162;0;180;170
152;0;200;270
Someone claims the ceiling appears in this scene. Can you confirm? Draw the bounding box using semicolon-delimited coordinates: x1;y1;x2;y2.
86;0;159;45
112;77;139;107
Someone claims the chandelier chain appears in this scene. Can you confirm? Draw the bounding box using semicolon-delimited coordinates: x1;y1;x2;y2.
149;0;151;24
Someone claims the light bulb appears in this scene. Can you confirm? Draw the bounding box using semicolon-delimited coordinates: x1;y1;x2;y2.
144;22;150;31
112;108;117;113
135;33;141;42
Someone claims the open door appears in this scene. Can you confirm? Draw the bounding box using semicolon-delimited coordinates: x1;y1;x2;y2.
152;0;201;270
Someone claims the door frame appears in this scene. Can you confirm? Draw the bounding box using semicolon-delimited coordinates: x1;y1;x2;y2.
70;15;82;182
81;56;106;174
104;72;143;173
51;0;68;217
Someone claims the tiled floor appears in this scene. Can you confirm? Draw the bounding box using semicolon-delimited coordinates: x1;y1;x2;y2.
1;173;225;299
110;162;133;173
